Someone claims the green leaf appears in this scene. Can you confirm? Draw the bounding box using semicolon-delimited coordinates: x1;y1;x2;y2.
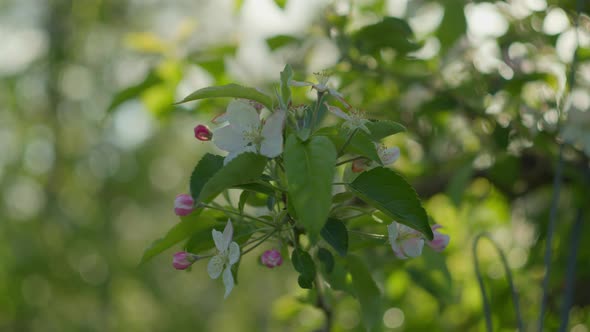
297;275;313;289
198;153;268;203
347;255;382;331
347;130;382;163
291;248;316;278
190;154;224;201
320;219;349;256
176;84;273;111
107;70;162;112
353;17;420;55
317;247;335;273
267;35;300;50
365;120;406;140
238;191;249;213
292;248;316;289
140;211;213;265
436;0;467;51
284;135;337;241
280;64;293;108
348;167;433;240
273;0;287;9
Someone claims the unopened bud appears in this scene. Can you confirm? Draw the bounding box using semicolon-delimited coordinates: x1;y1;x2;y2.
174;194;194;216
173;251;199;270
260;249;283;268
194;125;212;141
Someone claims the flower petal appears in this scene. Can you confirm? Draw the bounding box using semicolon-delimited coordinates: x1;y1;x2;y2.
214;125;248;152
228;242;240;265
222;267;234;299
260;109;285;158
401;238;424;258
207;255;224;279
221;220;234;251
212;229;224;252
379;146;400;165
326;104;351;121
226;100;260;132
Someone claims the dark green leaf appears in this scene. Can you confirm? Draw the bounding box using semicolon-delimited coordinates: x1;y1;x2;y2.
317;247;335;273
198;153;268;203
140;211;213;265
365;120;406;140
284;135;337;241
190;154;224;201
293;248;315;289
348;167;433;240
297;275;314;289
347;255;382;331
176;84;274;111
353;17;420;55
320;219;349;256
238;191;249;213
437;0;467;51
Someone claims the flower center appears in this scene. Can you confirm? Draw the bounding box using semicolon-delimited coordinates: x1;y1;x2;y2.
243;127;264;147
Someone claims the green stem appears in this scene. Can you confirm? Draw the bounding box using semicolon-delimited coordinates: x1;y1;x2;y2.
311;91;325;132
332;182;348;186
338;128;359;156
241;230;277;255
201;204;275;227
349;230;387;239
336;156;364;166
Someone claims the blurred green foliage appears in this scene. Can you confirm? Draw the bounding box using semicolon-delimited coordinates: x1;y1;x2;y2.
1;0;590;331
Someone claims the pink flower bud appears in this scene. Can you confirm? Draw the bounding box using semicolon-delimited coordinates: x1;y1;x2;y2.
427;224;450;252
173;251;197;270
194;125;212;141
174;194;194;216
352;159;371;173
261;249;283;268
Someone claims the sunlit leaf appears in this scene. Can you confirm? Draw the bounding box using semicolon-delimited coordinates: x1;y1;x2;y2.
284;135;337;241
348;167;433;240
176;84;274;111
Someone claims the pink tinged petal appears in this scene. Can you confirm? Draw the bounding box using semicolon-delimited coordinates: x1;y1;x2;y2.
194;125;213;141
260;109;286;158
226;100;260;132
427;225;450;252
388;223;407;258
207;255;224;279
174;194;194;216
228;242;240;265
222;267;235;299
326;104;351;121
379;146;400;165
173;252;193;270
213;125;249;152
401;238;424;258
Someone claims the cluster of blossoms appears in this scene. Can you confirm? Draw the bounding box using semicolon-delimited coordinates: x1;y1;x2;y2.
164;69;449;300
